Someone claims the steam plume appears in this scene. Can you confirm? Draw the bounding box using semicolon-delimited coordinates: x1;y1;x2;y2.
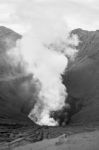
20;24;67;126
6;1;79;126
14;23;78;126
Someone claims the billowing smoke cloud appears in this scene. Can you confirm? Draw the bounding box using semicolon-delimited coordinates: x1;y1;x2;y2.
20;27;68;126
8;25;78;126
6;1;79;126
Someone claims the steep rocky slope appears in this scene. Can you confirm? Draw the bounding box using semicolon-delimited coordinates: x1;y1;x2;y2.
0;26;35;125
64;28;99;125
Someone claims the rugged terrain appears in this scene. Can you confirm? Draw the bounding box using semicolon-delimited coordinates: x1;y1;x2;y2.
14;130;99;150
0;26;99;149
65;28;99;125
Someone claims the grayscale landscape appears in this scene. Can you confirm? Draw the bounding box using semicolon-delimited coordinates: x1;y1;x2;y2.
0;0;99;150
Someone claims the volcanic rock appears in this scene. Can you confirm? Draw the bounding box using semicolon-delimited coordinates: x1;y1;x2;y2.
0;26;37;125
64;28;99;125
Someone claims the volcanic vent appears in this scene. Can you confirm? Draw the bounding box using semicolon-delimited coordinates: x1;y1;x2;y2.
0;25;79;127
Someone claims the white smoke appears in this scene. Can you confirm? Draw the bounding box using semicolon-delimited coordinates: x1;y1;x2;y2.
18;24;67;126
5;1;79;126
12;24;78;126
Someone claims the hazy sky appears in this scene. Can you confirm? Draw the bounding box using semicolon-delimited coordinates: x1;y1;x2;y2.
0;0;99;33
